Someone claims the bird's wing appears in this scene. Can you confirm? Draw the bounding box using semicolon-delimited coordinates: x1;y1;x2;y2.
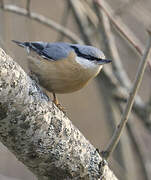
42;42;73;60
12;41;73;61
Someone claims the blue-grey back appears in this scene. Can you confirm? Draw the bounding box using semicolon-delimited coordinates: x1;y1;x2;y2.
42;42;73;60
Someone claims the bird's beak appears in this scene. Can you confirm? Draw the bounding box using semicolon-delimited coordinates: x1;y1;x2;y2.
97;59;112;65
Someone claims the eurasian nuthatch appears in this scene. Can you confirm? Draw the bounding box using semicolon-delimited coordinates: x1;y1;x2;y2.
13;40;111;106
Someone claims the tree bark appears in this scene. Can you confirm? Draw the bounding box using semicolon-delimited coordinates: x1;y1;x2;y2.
0;48;117;179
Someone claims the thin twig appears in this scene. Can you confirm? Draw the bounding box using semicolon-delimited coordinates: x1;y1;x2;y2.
81;1;99;28
126;121;151;180
117;102;150;180
94;0;151;131
68;0;91;45
57;1;70;41
26;0;31;16
144;98;151;129
0;0;4;8
100;9;131;89
102;31;151;159
1;4;83;44
92;2;132;171
93;1;148;124
113;90;146;119
94;0;143;55
95;0;151;71
101;66;147;125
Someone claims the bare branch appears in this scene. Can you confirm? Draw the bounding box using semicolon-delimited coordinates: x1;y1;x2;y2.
94;0;151;73
100;9;132;88
1;4;83;44
26;0;31;16
94;0;144;55
92;0;151;131
116;102;150;180
80;1;99;28
0;0;3;8
103;31;151;159
68;0;91;44
126;121;151;180
57;1;70;41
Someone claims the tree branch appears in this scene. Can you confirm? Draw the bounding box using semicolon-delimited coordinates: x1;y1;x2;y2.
1;4;83;44
56;1;70;41
0;48;117;179
0;0;4;8
93;0;150;129
103;31;151;159
68;0;91;45
94;0;143;55
26;0;31;16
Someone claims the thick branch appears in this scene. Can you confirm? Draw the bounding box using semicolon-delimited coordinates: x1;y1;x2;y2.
0;48;117;179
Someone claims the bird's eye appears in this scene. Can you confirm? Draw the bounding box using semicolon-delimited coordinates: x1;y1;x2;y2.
88;56;99;61
71;45;102;61
88;56;102;61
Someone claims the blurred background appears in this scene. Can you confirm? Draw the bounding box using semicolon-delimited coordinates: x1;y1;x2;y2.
0;0;151;179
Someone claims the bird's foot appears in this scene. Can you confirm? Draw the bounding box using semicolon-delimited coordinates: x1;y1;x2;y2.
54;102;66;114
52;93;66;114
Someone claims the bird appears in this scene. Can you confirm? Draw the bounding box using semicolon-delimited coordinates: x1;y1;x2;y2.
12;40;111;110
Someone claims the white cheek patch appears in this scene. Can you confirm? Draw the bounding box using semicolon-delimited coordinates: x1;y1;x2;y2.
75;56;99;69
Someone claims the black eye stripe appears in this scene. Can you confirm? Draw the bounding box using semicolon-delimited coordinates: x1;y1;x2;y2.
71;45;102;61
31;43;44;50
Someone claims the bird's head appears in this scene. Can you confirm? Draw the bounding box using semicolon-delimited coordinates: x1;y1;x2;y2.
70;44;111;69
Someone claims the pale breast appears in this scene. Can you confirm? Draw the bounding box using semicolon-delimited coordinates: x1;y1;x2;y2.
27;52;102;93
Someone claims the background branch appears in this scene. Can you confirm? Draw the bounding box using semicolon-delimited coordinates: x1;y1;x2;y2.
26;0;31;16
56;1;70;41
1;4;83;44
103;31;151;159
94;0;144;55
0;0;3;8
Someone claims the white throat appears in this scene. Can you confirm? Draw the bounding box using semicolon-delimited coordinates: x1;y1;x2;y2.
75;56;96;69
75;56;102;70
